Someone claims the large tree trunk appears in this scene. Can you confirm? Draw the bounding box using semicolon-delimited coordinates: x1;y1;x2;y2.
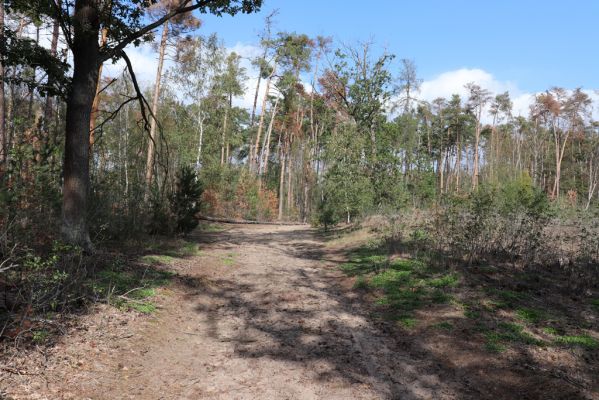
472;109;481;189
278;138;285;220
251;63;275;170
89;27;109;151
259;96;278;177
144;21;169;199
195;107;205;170
61;0;100;249
42;6;61;144
220;95;230;165
0;0;5;168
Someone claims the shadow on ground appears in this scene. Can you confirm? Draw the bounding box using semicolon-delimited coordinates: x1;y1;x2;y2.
177;224;596;400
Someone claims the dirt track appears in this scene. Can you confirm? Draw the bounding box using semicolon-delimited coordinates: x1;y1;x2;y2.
5;224;595;400
84;224;448;399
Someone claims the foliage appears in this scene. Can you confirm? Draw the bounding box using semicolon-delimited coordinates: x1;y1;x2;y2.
171;166;203;234
435;176;551;265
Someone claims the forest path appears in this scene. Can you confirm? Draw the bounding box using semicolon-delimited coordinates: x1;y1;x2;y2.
83;224;449;400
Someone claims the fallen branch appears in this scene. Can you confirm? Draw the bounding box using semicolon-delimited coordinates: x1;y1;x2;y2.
198;215;308;226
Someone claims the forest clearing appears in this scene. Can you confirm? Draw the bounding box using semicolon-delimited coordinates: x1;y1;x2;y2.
2;0;599;399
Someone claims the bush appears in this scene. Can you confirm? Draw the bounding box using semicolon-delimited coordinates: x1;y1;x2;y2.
435;175;551;265
171;166;203;234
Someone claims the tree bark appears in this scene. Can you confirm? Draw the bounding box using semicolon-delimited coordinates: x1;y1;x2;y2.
42;5;61;143
260;96;278;177
278;138;285;220
252;63;275;170
0;0;5;168
472;108;482;189
144;21;169;199
61;0;100;249
220;94;230;165
89;27;109;151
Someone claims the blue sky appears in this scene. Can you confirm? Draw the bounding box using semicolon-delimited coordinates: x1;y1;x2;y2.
197;0;599;92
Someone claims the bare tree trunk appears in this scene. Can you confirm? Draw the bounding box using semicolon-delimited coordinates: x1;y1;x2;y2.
456;133;461;193
472;108;482;189
278;138;285;220
586;156;598;210
252;63;275;170
260;96;278;177
144;21;169;199
61;0;101;249
286;138;293;212
195;108;205;170
89;27;109;151
220;95;230;165
42;5;61;143
0;0;5;168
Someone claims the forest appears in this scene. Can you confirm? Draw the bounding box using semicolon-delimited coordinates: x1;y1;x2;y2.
1;1;599;399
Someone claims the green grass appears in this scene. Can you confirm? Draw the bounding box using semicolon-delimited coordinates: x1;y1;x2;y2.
221;253;237;266
428;273;459;288
486;289;527;308
433;321;454;331
353;276;369;289
141;254;178;265
198;223;225;232
516;307;545;324
397;316;417;328
554;334;598;349
591;298;599;311
340;246;458;320
32;329;49;343
140;241;202;265
484;332;507;353
90;266;174;314
483;322;545;352
542;326;559;335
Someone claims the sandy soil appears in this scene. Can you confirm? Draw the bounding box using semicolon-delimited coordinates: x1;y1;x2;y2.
1;224;597;399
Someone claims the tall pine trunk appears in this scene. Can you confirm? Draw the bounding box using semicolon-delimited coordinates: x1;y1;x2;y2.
61;0;100;249
144;21;169;199
89;27;109;151
278;137;286;220
42;6;60;143
0;0;5;168
252;63;275;170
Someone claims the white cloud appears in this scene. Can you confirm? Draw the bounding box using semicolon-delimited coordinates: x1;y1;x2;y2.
416;68;532;120
103;43;166;87
416;68;599;120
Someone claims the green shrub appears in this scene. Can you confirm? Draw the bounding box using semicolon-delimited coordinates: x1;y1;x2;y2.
171;166;203;234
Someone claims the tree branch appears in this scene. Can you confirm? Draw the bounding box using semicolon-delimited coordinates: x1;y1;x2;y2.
101;0;209;62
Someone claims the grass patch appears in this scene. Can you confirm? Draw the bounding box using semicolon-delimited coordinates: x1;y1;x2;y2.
140;240;201;265
554;334;598;349
90;266;174;314
483;322;545;352
433;321;454;331
484;332;507;353
543;326;559;335
397;316;417;328
427;273;459;288
516;307;545;324
341;245;458;318
141;254;178;265
197;223;224;232
591;298;599;311
353;276;369;289
430;289;453;304
221;253;236;266
464;307;481;320
487;289;527;308
32;329;50;343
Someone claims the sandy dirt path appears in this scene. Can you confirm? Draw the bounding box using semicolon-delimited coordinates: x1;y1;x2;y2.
75;224;452;400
